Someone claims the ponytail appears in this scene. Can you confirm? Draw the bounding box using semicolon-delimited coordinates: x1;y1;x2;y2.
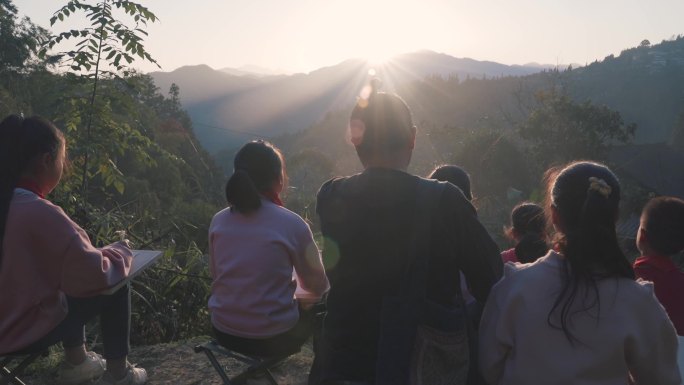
225;169;262;214
0;115;63;268
224;140;284;215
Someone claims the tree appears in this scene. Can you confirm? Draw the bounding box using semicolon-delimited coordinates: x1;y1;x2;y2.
40;0;160;203
0;0;48;72
518;91;636;167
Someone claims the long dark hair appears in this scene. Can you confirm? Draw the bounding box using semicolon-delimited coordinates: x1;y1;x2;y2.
505;202;548;263
349;79;414;162
0;115;64;267
225;140;284;214
545;161;634;343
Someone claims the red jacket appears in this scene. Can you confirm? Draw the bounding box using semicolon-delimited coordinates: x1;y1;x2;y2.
634;255;684;336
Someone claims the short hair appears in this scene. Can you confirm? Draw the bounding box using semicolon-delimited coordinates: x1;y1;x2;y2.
428;165;472;201
350;80;414;161
641;196;684;256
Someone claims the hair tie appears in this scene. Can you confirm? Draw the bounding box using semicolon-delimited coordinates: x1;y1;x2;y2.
588;177;611;198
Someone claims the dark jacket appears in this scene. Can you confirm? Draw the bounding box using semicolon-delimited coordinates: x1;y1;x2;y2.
310;168;502;383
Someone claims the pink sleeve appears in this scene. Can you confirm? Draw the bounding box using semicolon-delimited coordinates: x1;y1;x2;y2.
60;228;132;298
292;221;330;305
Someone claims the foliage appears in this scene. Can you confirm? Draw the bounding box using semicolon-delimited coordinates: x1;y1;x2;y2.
0;0;49;72
285;149;335;225
131;243;213;343
41;0;158;76
518;90;636;168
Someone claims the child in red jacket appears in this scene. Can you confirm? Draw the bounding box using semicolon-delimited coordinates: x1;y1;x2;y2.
634;196;684;335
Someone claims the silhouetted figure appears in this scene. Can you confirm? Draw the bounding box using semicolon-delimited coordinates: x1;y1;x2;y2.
309;82;502;384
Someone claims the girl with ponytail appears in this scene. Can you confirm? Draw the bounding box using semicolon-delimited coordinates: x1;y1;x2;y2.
208;140;329;357
501;202;548;264
479;161;680;384
0;115;147;384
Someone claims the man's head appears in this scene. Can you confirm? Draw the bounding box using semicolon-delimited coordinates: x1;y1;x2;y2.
349;81;416;170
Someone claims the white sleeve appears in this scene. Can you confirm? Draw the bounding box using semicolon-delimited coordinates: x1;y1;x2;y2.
626;285;680;385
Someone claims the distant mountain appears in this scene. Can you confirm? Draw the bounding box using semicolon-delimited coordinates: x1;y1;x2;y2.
150;64;261;104
219;64;289;77
149;50;552;153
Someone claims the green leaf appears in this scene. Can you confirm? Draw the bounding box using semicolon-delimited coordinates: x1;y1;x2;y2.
58;13;64;21
113;180;125;194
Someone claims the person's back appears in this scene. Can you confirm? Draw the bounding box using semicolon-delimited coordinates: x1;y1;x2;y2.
310;83;502;384
209;140;329;358
482;251;676;384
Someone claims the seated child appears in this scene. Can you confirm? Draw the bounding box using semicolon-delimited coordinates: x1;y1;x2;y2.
634;196;684;335
0;115;146;385
209;140;329;357
501;202;548;264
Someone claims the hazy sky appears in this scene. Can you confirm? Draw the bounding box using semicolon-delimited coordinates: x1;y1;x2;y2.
14;0;684;74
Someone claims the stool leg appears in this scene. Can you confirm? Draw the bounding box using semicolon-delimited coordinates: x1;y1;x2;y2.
1;365;27;385
263;369;278;385
201;349;232;385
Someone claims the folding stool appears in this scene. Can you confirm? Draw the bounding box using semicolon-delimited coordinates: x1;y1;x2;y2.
194;340;299;385
0;350;48;385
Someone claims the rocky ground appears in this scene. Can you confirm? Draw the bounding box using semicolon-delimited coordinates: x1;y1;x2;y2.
18;337;313;384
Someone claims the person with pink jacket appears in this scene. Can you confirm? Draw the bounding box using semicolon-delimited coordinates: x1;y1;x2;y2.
0;115;146;385
208;140;329;358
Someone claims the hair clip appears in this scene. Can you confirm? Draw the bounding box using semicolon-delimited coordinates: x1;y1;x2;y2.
588;177;611;198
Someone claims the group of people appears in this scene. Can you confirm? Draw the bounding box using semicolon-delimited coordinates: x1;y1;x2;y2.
1;82;683;385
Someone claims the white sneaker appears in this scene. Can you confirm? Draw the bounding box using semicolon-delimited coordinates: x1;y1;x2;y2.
95;363;147;385
57;351;106;385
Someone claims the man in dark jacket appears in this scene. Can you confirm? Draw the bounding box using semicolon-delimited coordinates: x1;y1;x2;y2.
309;84;503;385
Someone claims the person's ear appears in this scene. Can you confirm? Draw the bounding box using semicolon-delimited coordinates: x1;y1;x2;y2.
40;152;53;170
637;227;649;247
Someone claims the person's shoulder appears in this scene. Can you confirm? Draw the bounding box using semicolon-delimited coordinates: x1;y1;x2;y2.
624;277;657;299
317;175;355;199
14;196;81;237
209;206;231;226
497;251;556;285
420;177;473;213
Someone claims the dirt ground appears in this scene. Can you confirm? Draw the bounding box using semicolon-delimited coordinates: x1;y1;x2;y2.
18;337;313;384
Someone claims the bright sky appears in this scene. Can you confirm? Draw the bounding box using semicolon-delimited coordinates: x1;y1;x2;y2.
14;0;684;74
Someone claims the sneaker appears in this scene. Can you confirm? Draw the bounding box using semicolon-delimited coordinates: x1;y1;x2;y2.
57;351;106;385
95;363;147;385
